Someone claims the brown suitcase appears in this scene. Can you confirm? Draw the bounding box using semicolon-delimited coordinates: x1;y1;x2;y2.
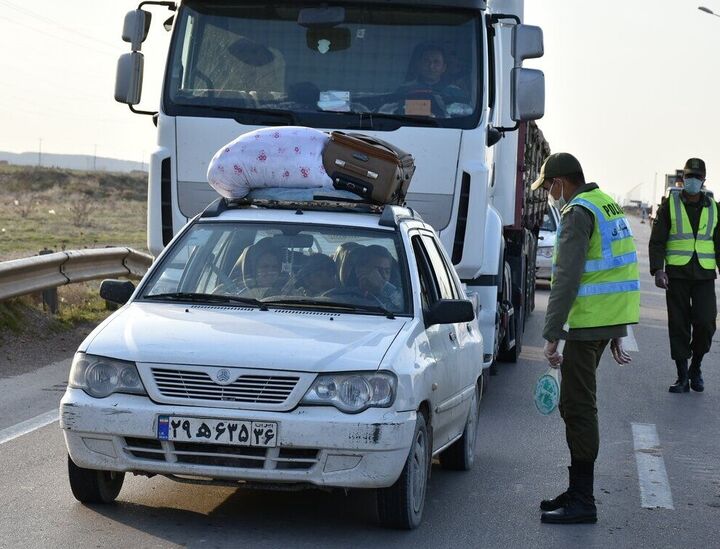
322;131;416;204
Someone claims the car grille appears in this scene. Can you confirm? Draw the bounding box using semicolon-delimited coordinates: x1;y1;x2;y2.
124;437;319;470
151;368;300;405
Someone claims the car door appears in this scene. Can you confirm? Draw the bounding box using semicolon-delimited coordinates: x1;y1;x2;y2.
421;232;479;437
410;233;458;447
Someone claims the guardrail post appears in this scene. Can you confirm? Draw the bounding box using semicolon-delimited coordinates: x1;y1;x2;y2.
38;248;58;314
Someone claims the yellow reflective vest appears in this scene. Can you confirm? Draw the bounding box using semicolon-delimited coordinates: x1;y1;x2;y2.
553;188;640;329
665;191;717;270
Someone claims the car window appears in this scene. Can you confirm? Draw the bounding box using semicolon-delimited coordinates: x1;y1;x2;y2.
420;234;457;300
411;235;439;311
541;209;557;232
141;221;411;315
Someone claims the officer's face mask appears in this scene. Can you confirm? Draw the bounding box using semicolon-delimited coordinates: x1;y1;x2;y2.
547;178;566;209
683;177;703;195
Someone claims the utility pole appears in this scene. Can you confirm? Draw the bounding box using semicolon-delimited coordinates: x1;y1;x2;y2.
653;172;658;205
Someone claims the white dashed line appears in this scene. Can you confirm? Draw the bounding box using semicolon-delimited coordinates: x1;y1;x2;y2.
0;410;59;446
632;422;674;509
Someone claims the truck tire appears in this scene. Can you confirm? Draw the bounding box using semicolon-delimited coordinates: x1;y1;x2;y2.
68;455;124;504
439;383;480;471
376;410;430;529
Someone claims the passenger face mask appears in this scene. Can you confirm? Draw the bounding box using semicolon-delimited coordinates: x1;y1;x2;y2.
548;179;566;210
684;177;703;195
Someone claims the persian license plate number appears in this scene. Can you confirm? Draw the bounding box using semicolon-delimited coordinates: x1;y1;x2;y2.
157;416;277;447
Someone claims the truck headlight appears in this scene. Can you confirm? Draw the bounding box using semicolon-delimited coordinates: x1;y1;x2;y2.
301;372;396;413
69;353;146;398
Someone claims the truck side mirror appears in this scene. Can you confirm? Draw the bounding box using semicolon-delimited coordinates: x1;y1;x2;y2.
511;68;545;121
512;24;544;63
122;9;152;51
115;52;144;105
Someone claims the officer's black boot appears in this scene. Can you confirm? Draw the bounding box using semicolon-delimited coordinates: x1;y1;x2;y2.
689;358;704;392
540;466;573;511
668;359;690;393
541;462;597;524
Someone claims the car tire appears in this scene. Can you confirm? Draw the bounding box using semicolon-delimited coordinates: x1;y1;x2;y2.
376;410;430;530
439;383;479;471
67;454;124;504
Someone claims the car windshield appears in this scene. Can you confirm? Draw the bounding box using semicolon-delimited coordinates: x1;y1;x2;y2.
541;210;557;232
141;221;411;315
166;1;480;130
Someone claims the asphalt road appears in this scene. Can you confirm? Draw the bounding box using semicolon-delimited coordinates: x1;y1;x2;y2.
1;216;718;548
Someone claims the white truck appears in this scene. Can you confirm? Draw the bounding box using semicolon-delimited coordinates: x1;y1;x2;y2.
115;0;548;368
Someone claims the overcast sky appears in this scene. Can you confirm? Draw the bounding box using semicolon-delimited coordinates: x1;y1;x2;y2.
2;0;719;202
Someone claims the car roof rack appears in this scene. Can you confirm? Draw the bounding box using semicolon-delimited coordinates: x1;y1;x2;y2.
200;196;385;218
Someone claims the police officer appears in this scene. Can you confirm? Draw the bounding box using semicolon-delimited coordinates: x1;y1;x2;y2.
531;153;640;524
649;158;720;393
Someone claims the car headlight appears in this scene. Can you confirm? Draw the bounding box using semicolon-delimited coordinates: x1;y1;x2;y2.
301;372;397;413
538;246;554;258
69;353;146;398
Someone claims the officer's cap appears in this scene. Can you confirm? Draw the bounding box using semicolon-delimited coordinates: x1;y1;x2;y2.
531;152;584;191
683;158;706;178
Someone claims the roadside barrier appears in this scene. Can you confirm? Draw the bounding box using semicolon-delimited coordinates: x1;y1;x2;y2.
0;248;153;302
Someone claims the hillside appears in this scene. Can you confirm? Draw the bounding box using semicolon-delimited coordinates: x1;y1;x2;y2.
0;151;147;173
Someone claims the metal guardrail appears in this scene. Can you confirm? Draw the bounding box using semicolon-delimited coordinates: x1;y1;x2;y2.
0;248;153;302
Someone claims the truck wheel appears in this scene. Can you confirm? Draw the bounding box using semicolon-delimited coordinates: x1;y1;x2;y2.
439;383;479;471
376;410;430;529
68;454;124;504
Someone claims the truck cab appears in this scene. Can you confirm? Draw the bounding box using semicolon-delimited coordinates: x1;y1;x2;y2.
115;0;546;371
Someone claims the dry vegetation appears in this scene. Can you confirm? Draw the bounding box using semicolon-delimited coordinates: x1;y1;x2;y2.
0;164;147;341
0;164;147;260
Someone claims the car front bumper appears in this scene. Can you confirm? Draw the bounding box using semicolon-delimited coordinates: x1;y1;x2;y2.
60;389;416;489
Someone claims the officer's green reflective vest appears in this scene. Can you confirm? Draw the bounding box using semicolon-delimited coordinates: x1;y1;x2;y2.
665;191;717;269
552;188;640;329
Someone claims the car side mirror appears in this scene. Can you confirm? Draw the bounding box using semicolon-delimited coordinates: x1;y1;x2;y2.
122;9;152;51
100;279;136;305
425;299;475;327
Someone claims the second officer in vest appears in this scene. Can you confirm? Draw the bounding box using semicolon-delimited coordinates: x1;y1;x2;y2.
532;152;640;524
649;157;720;393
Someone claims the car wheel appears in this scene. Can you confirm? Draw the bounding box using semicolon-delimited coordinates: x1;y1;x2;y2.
439;383;479;471
67;454;124;504
376;410;430;530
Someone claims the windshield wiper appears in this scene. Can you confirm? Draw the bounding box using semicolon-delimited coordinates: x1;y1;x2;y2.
351;112;441;129
262;298;396;319
204;106;298;125
143;292;268;310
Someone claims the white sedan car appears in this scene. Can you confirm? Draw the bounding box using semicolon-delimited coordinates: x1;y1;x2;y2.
536;206;560;281
60;199;484;529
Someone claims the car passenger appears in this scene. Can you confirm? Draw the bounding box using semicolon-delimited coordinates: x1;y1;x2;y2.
284;253;337;297
219;237;288;298
346;245;403;311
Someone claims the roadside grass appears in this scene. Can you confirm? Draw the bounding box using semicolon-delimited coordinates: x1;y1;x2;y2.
0;165;147;260
0;164;146;336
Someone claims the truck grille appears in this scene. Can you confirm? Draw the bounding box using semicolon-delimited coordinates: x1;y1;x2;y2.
124;437;319;470
151;368;299;405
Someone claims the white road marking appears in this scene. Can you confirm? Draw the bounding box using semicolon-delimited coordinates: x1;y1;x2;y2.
631;422;674;509
0;410;59;446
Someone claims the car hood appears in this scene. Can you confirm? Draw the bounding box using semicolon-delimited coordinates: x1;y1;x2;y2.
83;303;406;373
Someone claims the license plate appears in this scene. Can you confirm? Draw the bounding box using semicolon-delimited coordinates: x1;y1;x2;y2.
157;416;277;447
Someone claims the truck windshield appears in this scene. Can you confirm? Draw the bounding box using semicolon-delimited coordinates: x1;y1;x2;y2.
165;2;481;130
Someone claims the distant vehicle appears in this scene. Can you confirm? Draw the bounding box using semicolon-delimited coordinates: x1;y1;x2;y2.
536;206;560;281
60;197;484;530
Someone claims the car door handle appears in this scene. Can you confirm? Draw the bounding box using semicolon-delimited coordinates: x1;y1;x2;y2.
448;331;457;343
